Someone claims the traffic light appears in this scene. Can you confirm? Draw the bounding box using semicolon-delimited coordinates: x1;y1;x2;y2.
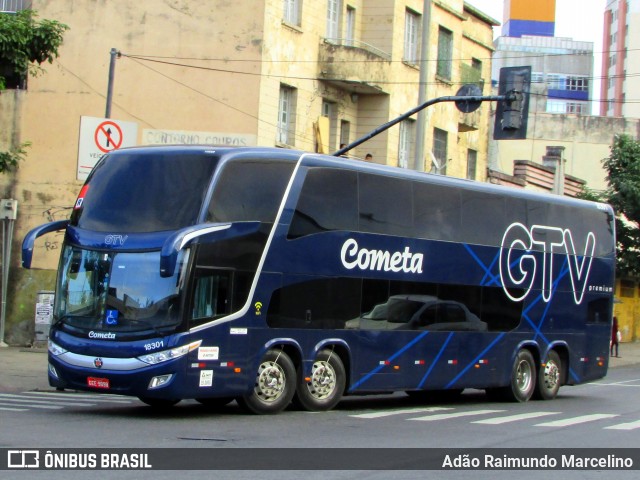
494;66;531;140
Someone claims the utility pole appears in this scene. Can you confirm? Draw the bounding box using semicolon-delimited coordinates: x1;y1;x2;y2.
414;0;432;172
105;48;120;119
0;199;17;347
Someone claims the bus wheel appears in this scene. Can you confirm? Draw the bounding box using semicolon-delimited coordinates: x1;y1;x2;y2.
138;397;181;408
294;349;346;412
505;349;537;402
534;350;562;400
238;349;296;414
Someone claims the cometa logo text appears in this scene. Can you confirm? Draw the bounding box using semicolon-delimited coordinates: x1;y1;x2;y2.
340;238;424;274
88;331;116;339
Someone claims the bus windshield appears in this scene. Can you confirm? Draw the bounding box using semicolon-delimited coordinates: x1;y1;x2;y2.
71;151;219;232
55;245;187;336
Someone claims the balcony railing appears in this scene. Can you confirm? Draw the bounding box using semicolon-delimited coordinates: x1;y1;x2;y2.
1;0;28;13
323;38;391;61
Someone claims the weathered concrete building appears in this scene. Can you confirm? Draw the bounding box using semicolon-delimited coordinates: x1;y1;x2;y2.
489;112;640;192
0;0;498;344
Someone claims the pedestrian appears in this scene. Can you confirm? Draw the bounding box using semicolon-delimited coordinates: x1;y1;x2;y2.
365;153;373;161
339;143;348;157
611;316;620;357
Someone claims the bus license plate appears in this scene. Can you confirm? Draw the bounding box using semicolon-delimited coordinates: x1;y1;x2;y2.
87;377;110;389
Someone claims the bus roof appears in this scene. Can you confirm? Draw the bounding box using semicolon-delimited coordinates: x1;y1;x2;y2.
105;145;611;214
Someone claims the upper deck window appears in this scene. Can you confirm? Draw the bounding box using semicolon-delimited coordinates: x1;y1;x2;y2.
206;160;295;224
71;151;218;232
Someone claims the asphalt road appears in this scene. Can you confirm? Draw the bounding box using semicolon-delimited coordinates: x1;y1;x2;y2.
1;364;639;480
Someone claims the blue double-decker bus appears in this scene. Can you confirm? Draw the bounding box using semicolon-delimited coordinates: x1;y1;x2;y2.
22;145;615;414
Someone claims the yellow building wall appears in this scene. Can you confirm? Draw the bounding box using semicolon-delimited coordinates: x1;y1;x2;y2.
614;279;640;342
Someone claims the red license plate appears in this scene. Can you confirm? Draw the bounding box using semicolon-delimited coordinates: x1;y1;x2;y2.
87;377;110;389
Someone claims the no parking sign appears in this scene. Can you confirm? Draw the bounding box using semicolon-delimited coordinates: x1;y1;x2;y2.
77;116;138;180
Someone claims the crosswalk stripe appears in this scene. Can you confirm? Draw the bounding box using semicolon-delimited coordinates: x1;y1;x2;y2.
0;406;28;412
21;392;134;404
0;394;95;407
535;414;619;427
0;401;62;410
25;391;131;401
604;420;640;431
350;406;453;419
409;409;505;422
472;411;562;425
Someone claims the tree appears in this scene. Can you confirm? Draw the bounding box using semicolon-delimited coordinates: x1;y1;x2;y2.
0;10;68;172
0;10;69;89
582;134;640;277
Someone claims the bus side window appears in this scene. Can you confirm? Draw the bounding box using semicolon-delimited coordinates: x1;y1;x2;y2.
191;270;231;321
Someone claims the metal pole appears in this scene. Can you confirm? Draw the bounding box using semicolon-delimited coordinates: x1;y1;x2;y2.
333;94;505;157
105;48;119;118
414;0;432;172
0;219;12;347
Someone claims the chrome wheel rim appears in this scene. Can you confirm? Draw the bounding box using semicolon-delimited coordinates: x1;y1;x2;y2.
516;359;533;393
254;361;286;403
306;360;337;400
543;360;560;391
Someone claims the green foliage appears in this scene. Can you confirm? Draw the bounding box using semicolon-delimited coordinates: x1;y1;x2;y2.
0;9;69;88
0;11;67;174
592;134;640;277
0;141;30;173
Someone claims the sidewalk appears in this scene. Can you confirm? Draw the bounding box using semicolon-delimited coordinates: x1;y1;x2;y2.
0;341;639;393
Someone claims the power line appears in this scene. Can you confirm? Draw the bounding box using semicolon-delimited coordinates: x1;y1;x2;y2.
124;56;317;146
56;62;158;129
122;52;640;99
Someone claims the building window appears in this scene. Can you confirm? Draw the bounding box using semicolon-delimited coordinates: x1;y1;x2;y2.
340;120;350;149
283;0;301;26
466;149;477;180
322;100;338;150
546;74;589;92
326;0;340;40
346;6;355;46
566;76;589;91
432;127;448;175
546;101;587;115
404;9;420;64
437;27;453;80
531;72;544;85
277;85;296;145
398;119;414;169
566;103;586;114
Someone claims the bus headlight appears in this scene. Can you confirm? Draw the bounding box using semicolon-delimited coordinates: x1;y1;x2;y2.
137;340;202;365
48;340;68;356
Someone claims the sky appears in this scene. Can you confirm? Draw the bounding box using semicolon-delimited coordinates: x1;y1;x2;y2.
465;0;606;108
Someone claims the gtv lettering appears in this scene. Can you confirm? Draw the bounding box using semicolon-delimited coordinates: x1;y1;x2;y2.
340;238;424;274
499;223;595;305
104;234;128;246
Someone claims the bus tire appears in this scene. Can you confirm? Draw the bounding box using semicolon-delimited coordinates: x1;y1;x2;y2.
534;350;562;400
504;349;537;402
238;349;296;414
294;349;346;412
138;397;181;408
